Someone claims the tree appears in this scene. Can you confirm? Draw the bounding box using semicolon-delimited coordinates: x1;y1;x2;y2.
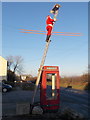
7;56;13;70
7;70;16;82
6;56;24;74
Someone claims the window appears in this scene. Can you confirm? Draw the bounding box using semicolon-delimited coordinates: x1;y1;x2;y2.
46;73;57;100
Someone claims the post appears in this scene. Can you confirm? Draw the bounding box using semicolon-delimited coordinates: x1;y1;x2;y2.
31;40;51;105
31;4;60;106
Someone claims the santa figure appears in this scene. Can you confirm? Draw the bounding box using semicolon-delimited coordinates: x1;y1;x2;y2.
46;15;56;42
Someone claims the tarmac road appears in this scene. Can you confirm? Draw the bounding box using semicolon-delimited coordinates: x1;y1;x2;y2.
2;87;89;119
60;88;89;119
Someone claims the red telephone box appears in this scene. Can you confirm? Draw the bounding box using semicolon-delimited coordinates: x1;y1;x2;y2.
40;66;60;112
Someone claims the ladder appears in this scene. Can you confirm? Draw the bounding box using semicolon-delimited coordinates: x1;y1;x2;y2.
31;5;60;105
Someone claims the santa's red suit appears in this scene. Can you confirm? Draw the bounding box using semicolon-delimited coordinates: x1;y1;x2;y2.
46;15;55;42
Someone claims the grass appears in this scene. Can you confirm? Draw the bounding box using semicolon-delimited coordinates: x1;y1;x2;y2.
47;81;88;90
60;82;88;90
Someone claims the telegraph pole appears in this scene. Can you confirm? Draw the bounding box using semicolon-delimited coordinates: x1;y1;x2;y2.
31;4;61;106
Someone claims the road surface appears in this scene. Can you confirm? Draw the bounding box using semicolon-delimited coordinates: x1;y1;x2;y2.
2;87;89;119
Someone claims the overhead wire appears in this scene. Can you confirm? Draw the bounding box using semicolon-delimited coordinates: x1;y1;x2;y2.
19;29;82;35
20;31;82;36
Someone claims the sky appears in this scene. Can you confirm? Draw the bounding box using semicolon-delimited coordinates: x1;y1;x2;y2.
1;2;88;77
1;0;89;2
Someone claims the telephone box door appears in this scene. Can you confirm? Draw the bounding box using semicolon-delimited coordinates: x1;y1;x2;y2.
40;66;60;112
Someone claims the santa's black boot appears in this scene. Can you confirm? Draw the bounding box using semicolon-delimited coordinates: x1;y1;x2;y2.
46;35;51;42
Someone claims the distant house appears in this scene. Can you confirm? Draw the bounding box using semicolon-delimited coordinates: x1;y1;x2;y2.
21;75;27;81
0;56;7;81
20;74;32;81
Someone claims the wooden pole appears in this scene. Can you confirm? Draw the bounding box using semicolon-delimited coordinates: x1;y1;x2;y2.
31;5;60;106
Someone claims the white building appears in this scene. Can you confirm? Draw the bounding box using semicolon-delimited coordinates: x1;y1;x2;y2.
20;74;32;81
0;56;7;81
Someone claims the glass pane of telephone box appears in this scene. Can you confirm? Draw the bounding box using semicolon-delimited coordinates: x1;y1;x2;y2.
46;73;57;100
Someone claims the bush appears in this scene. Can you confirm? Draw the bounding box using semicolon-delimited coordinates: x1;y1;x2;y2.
21;83;35;91
84;82;90;91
